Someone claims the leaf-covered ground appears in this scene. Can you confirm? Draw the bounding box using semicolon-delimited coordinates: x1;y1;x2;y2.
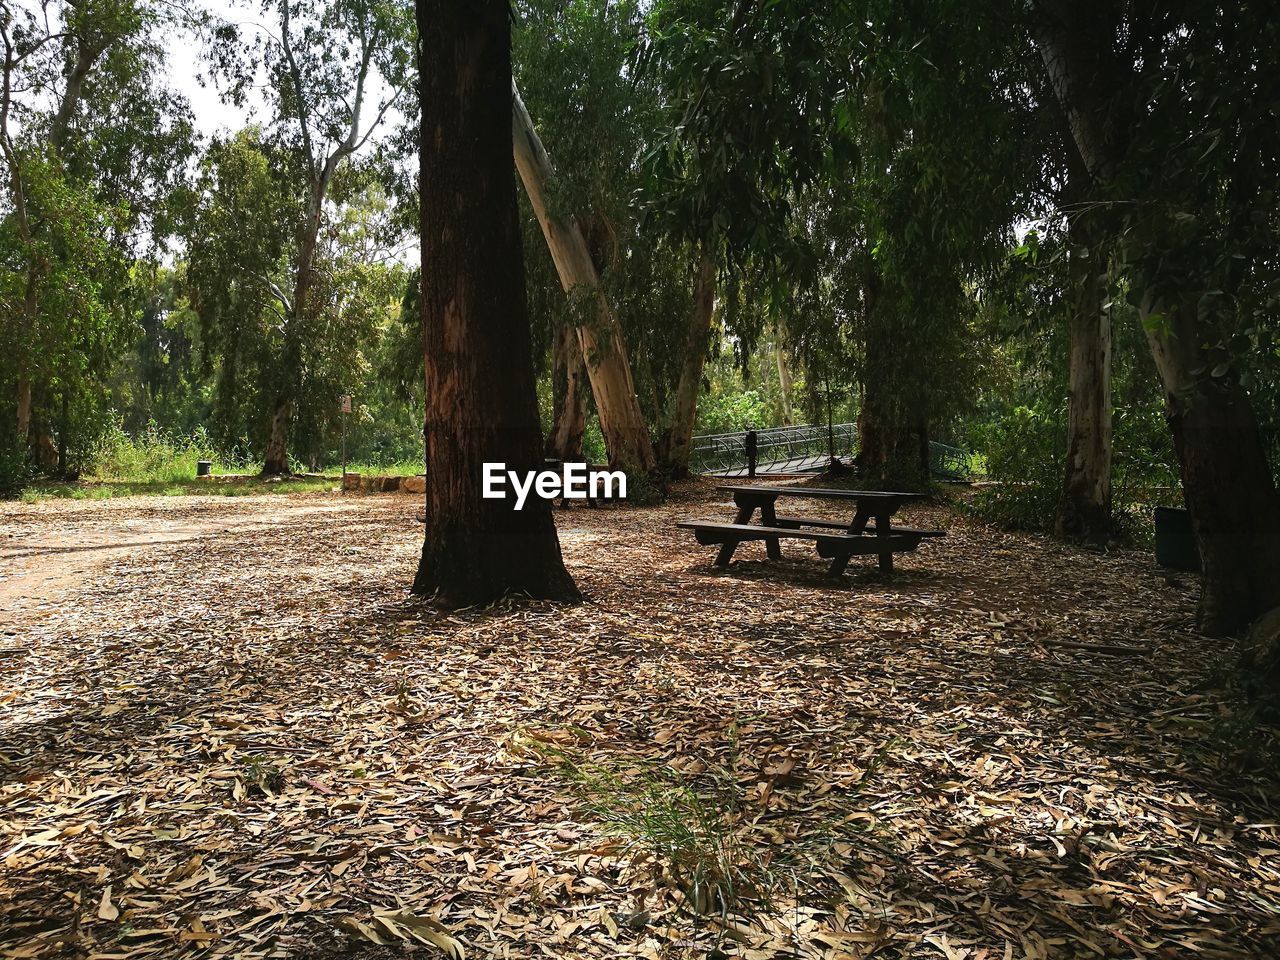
2;483;1278;959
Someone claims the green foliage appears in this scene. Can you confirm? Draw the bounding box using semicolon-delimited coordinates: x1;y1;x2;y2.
969;404;1066;532
969;237;1182;540
695;389;769;436
86;422;245;484
0;439;34;498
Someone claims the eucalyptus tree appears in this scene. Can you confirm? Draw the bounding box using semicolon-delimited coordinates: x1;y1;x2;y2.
187;129;403;463
414;0;579;606
210;0;413;474
1030;0;1280;633
511;0;671;475
511;84;657;474
635;0;859;475
641;1;1039;485
0;0;197;466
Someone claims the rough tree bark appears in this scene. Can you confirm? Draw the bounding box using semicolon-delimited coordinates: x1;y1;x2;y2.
511;82;656;475
855;272;929;489
1034;1;1280;632
1056;207;1112;544
412;0;579;606
545;323;588;461
658;251;716;477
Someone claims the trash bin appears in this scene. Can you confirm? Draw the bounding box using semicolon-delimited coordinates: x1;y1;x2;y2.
1154;506;1199;572
196;460;213;477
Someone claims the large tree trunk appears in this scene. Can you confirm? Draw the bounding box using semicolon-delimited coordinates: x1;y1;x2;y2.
855;272;929;489
857;379;929;489
658;251;716;478
260;189;324;477
1057;209;1112;544
511;83;656;475
1034;4;1280;633
413;0;579;607
1142;298;1280;633
262;398;292;476
545;324;588;461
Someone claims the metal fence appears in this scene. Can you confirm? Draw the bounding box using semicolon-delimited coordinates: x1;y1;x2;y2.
690;424;977;481
691;423;857;477
928;441;976;482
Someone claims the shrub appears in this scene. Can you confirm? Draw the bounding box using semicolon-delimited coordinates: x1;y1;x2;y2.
0;440;33;498
87;421;227;483
969;403;1066;532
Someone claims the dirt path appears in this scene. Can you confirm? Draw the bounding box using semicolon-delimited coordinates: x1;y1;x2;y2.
0;494;371;629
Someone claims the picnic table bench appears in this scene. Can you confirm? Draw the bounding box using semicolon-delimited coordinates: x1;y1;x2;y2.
679;484;946;576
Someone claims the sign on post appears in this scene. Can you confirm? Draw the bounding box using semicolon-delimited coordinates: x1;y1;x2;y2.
340;395;352;414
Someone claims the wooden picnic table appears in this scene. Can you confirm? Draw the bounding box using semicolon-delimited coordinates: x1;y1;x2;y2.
678;484;945;576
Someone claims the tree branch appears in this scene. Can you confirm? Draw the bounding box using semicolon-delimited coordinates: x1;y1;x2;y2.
279;0;316;177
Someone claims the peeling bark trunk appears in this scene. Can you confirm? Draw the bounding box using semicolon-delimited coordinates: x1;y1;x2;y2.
775;335;796;427
659;252;716;478
412;0;578;606
511;82;656;475
1057;210;1112;544
545;323;588;461
262;399;293;476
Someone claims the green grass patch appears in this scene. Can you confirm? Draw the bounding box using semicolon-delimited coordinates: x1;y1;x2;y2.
342;460;423;478
528;739;776;924
20;476;338;503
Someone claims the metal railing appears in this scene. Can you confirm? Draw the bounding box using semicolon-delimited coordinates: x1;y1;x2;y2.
690;424;977;481
691;423;857;477
928;441;976;482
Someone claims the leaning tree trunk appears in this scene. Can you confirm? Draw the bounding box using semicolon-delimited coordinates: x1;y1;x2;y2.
659;251;716;478
1142;298;1280;633
413;0;579;607
1057;208;1112;545
545;323;588;461
511;82;656;475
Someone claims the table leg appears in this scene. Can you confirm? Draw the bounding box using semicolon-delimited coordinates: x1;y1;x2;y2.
847;505;871;535
876;509;893;573
715;503;756;566
760;500;783;560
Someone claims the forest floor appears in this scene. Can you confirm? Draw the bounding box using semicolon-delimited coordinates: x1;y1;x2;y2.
2;482;1279;959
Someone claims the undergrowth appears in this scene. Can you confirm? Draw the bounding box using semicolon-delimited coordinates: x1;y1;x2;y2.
530;739;773;925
